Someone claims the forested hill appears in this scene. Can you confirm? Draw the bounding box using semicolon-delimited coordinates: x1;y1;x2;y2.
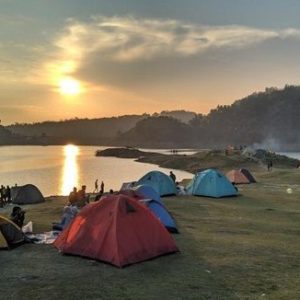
194;85;300;149
6;111;198;145
7;115;149;145
0;125;26;145
115;85;300;150
156;110;196;123
4;85;300;150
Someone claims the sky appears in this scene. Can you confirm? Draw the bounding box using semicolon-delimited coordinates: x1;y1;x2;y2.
1;0;300;124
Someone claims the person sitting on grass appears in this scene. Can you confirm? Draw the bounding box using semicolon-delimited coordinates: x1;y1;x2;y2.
10;206;26;228
68;187;78;206
52;205;78;231
77;185;89;207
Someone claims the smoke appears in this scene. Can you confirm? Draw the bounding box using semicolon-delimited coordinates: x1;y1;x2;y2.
252;137;285;152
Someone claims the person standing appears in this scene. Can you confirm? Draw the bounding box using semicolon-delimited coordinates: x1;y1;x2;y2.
5;185;11;203
100;181;104;194
169;171;176;182
0;185;5;206
267;160;273;171
93;179;99;193
94;181;105;202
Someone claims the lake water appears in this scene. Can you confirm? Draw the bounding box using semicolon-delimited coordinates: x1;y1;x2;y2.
0;146;192;196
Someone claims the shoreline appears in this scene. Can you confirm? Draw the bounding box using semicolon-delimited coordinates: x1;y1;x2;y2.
1;146;299;199
96;147;300;174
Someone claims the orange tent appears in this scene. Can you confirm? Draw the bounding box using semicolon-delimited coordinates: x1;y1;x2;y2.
226;169;256;184
54;194;178;267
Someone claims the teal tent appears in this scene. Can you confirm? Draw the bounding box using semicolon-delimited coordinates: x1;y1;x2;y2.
187;169;237;198
131;184;162;203
145;199;178;233
137;171;177;196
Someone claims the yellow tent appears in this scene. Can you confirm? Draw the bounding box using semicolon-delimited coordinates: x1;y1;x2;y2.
0;216;24;249
0;231;8;248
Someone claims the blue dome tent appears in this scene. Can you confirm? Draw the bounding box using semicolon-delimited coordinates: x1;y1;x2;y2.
131;184;162;203
137;171;177;197
144;199;178;233
187;169;237;198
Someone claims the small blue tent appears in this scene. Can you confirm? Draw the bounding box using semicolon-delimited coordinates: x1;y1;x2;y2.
145;199;178;233
137;171;177;196
131;184;162;203
187;169;237;198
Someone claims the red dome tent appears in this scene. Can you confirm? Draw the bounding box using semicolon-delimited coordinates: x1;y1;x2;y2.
226;169;256;184
240;168;256;183
54;194;178;267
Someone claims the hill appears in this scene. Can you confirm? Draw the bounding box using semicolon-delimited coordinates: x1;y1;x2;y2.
155;110;196;123
199;85;300;150
0;125;26;145
4;85;300;150
115;116;192;148
7;115;149;145
116;85;300;150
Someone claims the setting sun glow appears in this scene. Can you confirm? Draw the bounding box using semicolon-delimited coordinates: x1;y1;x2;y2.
59;77;81;96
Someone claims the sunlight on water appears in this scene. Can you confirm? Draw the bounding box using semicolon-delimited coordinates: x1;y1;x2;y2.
61;145;79;195
0;146;193;196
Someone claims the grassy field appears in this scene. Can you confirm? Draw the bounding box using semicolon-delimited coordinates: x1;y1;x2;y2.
0;170;300;299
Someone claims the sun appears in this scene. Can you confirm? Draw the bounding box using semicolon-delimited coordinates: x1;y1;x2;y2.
59;77;81;96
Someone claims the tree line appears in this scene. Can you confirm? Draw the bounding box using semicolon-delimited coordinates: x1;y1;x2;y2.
3;85;300;151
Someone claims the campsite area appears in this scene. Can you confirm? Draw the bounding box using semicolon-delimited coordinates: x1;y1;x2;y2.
0;169;299;300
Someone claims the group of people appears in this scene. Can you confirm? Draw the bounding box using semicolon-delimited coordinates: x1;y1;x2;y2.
67;180;106;207
68;185;90;207
0;185;11;207
52;185;89;232
94;179;107;201
53;180;106;231
93;179;105;194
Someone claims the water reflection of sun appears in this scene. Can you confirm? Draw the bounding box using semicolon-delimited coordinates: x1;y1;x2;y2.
61;145;79;195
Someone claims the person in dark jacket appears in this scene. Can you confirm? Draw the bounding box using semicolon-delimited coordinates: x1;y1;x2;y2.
5;185;11;203
169;171;176;182
0;185;5;206
267;160;273;171
10;206;25;228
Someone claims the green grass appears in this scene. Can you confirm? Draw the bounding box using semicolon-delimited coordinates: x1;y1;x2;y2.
1;170;300;299
137;149;299;174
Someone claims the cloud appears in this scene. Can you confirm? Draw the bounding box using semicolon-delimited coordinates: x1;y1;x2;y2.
44;15;300;94
53;16;300;66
